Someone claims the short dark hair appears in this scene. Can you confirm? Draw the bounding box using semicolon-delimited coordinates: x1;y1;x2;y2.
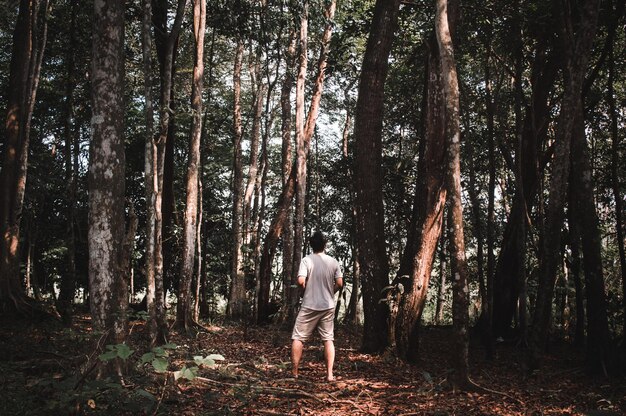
309;231;327;253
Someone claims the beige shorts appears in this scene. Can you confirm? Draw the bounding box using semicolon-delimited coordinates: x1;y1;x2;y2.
291;307;335;342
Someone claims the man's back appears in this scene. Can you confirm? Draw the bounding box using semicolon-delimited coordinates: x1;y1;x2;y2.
299;253;341;310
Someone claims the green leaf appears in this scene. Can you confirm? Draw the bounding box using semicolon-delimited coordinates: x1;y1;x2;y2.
141;352;155;364
175;366;198;381
152;347;166;357
193;356;216;367
162;343;177;350
116;344;134;360
99;351;117;362
152;357;168;373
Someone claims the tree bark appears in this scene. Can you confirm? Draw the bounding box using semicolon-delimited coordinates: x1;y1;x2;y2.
493;39;559;338
608;32;626;350
435;0;470;389
394;23;454;361
89;0;127;376
257;0;336;324
435;213;448;325
353;0;400;353
291;0;310;280
0;0;49;313
142;0;170;346
176;0;205;331
227;40;246;320
58;0;79;325
529;0;600;369
569;107;610;374
280;29;297;325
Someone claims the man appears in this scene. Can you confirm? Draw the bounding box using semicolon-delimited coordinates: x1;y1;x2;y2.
291;231;343;381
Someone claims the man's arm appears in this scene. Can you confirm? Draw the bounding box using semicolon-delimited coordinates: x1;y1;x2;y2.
297;274;307;289
334;277;343;293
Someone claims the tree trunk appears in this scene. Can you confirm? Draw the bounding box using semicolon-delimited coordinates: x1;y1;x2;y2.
529;0;600;368
435;213;448;325
484;25;496;359
435;0;470;389
0;0;49;313
568;205;585;346
176;0;205;331
394;26;454;360
280;29;297;325
58;0;78;325
569;107;611;374
257;0;336;324
154;0;183;296
142;0;162;346
147;0;186;346
345;238;361;325
492;39;559;338
353;0;400;353
291;0;310;280
606;22;626;350
89;0;127;376
227;40;246;320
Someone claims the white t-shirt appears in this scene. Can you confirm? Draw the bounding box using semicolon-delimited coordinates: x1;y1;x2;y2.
298;252;343;311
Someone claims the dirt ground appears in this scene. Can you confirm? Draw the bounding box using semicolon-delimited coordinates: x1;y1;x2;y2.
1;315;624;415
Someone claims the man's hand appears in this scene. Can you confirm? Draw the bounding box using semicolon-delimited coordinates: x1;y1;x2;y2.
297;275;306;289
334;277;343;293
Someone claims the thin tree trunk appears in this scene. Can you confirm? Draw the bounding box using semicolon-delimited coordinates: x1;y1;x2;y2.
435;0;470;389
435;213;448;325
276;28;297;324
257;0;336;324
142;0;157;344
607;24;626;350
353;0;400;353
529;0;600;369
292;0;310;280
58;0;78;325
89;0;127;377
280;29;297;325
243;66;265;257
569;107;610;374
176;0;205;331
493;39;559;338
0;0;49;313
151;0;187;343
567;202;585;346
228;40;246;320
484;19;496;359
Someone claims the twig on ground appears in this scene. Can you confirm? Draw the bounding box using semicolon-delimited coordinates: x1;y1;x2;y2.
152;375;168;416
195;376;327;402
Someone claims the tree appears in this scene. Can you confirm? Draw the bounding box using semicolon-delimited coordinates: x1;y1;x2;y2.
530;0;601;369
227;39;246;320
176;0;206;331
435;0;471;389
353;0;401;353
0;0;50;313
257;0;336;324
89;0;127;375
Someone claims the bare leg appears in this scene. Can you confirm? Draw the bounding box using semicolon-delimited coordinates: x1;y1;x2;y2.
323;340;335;381
291;339;303;378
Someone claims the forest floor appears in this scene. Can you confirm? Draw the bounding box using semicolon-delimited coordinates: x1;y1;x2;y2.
1;313;625;416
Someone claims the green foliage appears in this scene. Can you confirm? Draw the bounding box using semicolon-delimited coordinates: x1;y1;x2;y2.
98;344;135;362
140;343;178;373
193;353;226;368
